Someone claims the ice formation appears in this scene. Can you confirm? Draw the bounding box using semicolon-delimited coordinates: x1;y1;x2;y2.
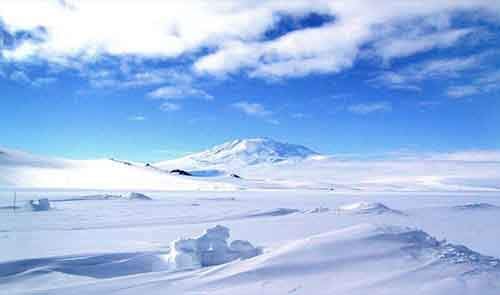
166;225;260;271
26;198;51;211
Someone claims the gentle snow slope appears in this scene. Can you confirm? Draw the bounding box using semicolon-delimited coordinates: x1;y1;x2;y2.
6;224;498;295
0;147;235;191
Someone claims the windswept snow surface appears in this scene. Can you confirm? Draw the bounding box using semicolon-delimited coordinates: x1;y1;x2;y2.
1;190;500;294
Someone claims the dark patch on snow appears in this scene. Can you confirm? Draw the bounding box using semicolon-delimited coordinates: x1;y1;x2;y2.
51;194;123;202
110;158;133;166
0;206;22;210
189;169;224;177
304;207;329;214
452;203;499;210
170;169;192;176
247;208;300;218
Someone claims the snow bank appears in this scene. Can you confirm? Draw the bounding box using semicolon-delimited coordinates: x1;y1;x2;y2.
125;192;152;200
167;225;260;271
25;198;51;211
336;201;402;215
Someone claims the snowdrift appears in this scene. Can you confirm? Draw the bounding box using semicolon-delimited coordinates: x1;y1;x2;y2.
125;192;152;200
336;201;403;215
4;224;499;294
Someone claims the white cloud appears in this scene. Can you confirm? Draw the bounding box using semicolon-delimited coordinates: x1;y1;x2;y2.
9;70;30;83
445;69;500;98
32;77;57;87
194;1;500;78
347;101;392;114
159;102;181;112
291;112;310;119
148;85;213;101
0;1;498;79
428;150;500;162
232;101;272;117
128;115;146;121
446;85;480;98
373;54;483;90
86;68;193;89
373;28;473;61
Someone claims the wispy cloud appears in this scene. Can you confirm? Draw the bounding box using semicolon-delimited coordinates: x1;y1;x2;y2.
347;101;392;115
445;69;500;98
232;101;272;117
291;112;310;119
373;28;473;61
9;70;30;84
32;77;57;87
87;68;192;90
128;115;146;121
148;86;213;101
159;102;181;112
446;85;480;98
372;54;483;90
7;70;57;87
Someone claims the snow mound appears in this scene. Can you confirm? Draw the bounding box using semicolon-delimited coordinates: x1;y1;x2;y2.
125;192;152;200
190;224;500;293
0;251;170;281
26;198;51;211
336;201;403;215
155;137;318;169
167;225;260;271
5;224;500;294
452;203;499;210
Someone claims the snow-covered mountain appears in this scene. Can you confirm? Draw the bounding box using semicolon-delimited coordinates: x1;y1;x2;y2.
155;138;318;170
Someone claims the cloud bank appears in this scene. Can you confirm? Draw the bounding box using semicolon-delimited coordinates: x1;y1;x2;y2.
1;0;499;80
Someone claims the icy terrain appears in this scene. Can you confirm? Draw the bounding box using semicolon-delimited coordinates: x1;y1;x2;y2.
1;190;500;294
1;138;499;192
1;138;500;294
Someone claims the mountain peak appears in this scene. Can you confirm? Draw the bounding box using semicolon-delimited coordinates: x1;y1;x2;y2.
156;138;318;169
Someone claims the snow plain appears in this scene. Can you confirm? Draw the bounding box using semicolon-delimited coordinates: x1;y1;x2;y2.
1;138;500;294
1;190;500;294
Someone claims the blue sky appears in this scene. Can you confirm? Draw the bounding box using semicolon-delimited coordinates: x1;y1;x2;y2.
1;1;500;162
